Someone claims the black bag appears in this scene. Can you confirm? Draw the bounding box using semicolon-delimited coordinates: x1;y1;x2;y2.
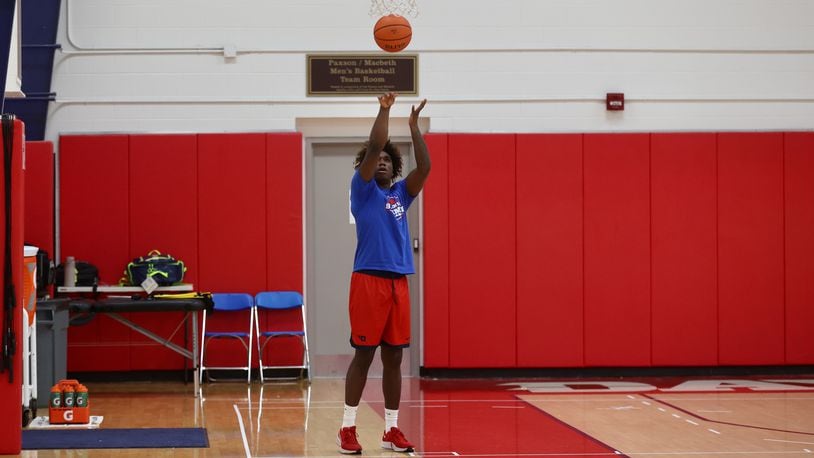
35;249;55;296
24;243;56;296
55;261;99;287
126;250;186;286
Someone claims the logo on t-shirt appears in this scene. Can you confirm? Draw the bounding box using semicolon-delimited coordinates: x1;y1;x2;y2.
386;195;405;220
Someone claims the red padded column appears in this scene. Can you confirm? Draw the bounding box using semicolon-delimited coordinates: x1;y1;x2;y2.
0;119;25;454
516;134;583;367
129;135;198;286
718;133;784;364
24;141;54;255
784;132;814;364
261;133;303;366
60;135;130;284
128;134;198;370
60;134;131;371
651;134;718;366
197;133;267;366
583;134;651;366
197;133;267;293
448;134;516;368
265;133;303;292
422;133;450;368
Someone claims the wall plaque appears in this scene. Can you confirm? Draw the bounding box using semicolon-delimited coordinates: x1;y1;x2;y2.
307;54;418;96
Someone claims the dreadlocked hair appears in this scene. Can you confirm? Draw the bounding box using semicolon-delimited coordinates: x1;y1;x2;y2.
354;139;403;178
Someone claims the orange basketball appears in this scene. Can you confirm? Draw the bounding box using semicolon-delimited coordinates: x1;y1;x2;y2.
374;14;412;53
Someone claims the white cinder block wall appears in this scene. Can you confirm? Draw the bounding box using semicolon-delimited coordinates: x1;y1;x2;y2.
44;0;814;141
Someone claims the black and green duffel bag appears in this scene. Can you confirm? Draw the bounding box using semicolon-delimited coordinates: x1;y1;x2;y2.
126;250;186;286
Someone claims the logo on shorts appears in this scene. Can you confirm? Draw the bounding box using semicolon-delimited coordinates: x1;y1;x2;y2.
358;335;366;342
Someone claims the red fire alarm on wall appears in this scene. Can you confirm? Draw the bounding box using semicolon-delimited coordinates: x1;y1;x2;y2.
606;93;624;111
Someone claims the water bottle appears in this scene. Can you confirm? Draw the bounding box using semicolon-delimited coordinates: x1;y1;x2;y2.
63;385;75;408
76;384;89;408
64;256;76;287
50;385;62;408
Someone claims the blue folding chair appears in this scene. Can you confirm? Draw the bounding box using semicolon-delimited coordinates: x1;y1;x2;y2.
253;291;311;382
199;293;254;384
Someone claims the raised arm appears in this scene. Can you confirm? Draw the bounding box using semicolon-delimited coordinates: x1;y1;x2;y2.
358;92;397;182
405;99;430;196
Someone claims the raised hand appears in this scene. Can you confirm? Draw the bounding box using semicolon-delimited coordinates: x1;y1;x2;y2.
409;99;427;128
378;92;398;109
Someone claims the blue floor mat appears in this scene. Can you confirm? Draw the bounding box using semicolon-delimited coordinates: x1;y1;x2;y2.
23;428;209;449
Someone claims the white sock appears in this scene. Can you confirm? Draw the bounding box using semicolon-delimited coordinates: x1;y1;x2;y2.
385;408;399;430
342;404;358;428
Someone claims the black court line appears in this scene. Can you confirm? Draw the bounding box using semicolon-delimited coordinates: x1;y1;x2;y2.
641;392;814;436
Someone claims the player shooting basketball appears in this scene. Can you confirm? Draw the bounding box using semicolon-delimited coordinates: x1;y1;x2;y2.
338;92;429;454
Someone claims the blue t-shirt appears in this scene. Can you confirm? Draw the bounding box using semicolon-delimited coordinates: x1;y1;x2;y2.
350;170;416;274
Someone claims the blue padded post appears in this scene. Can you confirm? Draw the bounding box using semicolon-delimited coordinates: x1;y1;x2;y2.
5;0;62;140
0;0;17;112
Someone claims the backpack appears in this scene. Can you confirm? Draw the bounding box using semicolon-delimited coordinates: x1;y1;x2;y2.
55;261;99;287
126;250;186;286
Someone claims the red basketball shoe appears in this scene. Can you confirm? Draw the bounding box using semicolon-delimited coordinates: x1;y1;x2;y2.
337;426;362;454
381;427;415;452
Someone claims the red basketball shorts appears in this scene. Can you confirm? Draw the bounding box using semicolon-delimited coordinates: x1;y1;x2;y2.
348;272;411;348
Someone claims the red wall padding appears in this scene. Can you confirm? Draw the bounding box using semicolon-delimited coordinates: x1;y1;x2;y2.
516;134;583;367
60;132;303;371
60;135;131;371
60;135;130;284
24;141;55;256
423;133;450;368
0;119;25;454
650;134;718;366
583;134;651;366
783;132;814;364
198;133;268;292
129;135;198;285
422;131;813;368
59;130;814;371
266;133;303;292
448;134;516;368
128;134;198;370
717;133;785;365
261;133;305;365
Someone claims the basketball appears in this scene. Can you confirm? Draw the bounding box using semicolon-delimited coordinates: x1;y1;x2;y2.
374;14;412;53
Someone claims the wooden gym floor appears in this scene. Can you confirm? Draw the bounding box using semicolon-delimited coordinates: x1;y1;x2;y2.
10;374;814;457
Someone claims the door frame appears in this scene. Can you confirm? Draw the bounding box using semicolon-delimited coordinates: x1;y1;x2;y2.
305;134;425;377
